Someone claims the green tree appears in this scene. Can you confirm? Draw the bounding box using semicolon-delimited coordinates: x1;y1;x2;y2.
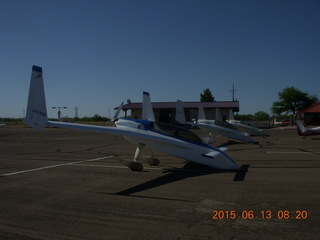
234;114;253;121
200;88;214;102
253;111;270;121
271;87;318;115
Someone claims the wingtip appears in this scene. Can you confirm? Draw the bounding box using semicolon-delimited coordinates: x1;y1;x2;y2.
32;65;42;73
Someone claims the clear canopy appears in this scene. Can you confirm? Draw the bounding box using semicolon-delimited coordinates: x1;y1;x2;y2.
150;122;202;143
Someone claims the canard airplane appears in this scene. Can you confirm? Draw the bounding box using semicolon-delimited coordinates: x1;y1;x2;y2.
24;66;238;171
296;120;320;138
226;110;268;136
176;100;258;144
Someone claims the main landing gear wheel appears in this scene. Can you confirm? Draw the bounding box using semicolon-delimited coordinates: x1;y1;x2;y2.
145;149;160;166
119;159;144;171
119;143;145;171
146;156;160;166
128;161;144;171
119;144;160;171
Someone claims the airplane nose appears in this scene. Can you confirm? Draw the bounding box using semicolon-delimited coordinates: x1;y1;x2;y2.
229;161;239;170
203;151;238;170
220;154;238;170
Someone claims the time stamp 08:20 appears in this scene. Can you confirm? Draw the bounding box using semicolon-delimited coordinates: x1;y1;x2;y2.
212;210;308;220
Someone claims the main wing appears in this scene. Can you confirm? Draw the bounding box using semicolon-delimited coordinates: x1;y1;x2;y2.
47;120;192;149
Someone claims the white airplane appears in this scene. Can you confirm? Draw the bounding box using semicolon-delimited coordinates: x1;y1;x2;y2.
110;101;123;122
226;110;268;136
296;120;320;138
23;66;238;171
176;100;258;144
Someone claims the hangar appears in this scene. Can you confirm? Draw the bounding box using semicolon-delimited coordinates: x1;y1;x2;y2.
297;102;320;125
121;100;239;123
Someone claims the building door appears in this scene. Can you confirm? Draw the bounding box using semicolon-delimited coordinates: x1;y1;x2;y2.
159;109;172;123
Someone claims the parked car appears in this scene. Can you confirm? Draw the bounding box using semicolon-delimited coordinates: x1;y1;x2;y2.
271;119;290;127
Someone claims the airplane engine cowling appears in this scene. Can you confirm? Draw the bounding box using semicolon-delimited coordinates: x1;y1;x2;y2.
115;119;145;130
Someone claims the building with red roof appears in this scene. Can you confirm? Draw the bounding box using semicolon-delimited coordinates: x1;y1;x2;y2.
121;100;239;123
297;102;320;125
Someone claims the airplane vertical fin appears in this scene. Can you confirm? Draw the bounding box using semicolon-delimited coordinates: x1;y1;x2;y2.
142;91;155;121
296;120;306;135
228;109;235;120
198;105;206;120
215;108;222;121
23;65;48;130
175;100;186;124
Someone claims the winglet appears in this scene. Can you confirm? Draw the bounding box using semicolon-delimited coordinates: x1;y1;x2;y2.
215;108;222;121
198;105;206;120
112;102;123;121
142;91;155;121
296;120;306;136
23;65;48;130
175;100;186;124
228;109;235;120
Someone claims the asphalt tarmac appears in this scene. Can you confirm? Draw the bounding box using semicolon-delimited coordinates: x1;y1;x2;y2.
0;126;319;240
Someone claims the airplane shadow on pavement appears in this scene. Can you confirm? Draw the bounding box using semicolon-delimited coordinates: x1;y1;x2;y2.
99;163;250;201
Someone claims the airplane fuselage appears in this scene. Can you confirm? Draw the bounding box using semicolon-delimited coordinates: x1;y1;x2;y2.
116;119;238;170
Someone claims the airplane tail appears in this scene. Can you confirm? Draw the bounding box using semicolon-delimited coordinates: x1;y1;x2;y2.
198;105;206;120
228;109;235;120
175;100;186;124
215;108;222;121
23;66;48;130
296;120;306;136
142;91;155;121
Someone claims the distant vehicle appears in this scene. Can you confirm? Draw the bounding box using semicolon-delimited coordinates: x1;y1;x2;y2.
270;119;290;127
24;66;238;171
296;120;320;138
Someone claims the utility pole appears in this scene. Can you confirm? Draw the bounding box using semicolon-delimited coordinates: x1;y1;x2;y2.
52;106;67;120
74;106;78;118
230;83;237;101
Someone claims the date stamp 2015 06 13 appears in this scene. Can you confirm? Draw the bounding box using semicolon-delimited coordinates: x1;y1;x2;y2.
212;210;308;220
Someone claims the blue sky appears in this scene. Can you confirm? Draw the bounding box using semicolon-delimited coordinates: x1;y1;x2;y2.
1;0;319;118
